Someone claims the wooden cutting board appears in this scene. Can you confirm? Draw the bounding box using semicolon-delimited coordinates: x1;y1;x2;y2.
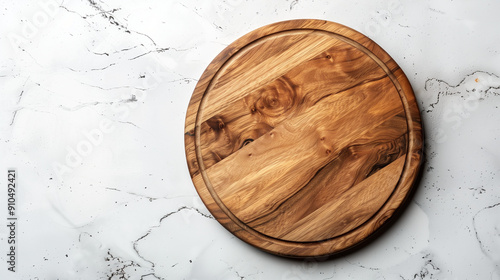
184;19;423;258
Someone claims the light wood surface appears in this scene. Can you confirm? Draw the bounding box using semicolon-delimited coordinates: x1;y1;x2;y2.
184;19;424;258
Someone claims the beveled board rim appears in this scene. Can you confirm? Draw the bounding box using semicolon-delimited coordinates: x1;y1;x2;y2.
184;19;424;258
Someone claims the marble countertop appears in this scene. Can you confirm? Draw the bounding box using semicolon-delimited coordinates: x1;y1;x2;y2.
1;0;499;279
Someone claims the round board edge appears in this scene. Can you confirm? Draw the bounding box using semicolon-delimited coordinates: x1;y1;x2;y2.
184;19;424;258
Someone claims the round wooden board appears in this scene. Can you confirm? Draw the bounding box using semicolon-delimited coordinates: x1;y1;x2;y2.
184;19;423;258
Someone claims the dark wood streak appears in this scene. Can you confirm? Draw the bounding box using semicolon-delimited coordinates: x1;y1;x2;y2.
244;113;409;241
247;115;407;219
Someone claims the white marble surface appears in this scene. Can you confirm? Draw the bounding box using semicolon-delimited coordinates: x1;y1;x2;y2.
1;0;499;279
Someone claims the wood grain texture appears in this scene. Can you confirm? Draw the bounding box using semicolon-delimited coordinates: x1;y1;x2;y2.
184;19;424;258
